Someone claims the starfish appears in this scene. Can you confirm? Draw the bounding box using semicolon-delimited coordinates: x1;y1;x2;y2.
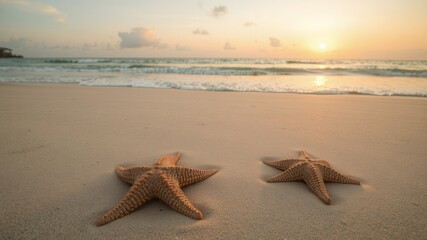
97;152;218;226
263;150;360;204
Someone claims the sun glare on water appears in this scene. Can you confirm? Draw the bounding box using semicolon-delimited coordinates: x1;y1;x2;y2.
314;76;327;87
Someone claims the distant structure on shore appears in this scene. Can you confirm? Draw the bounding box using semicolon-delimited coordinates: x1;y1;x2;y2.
0;47;23;58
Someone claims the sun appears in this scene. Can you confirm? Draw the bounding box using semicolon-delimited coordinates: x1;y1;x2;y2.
319;43;327;51
309;40;334;53
313;42;328;53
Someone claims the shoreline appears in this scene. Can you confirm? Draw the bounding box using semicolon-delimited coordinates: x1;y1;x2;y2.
2;82;427;98
0;83;426;239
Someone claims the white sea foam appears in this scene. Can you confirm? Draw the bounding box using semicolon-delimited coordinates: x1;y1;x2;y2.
78;74;427;96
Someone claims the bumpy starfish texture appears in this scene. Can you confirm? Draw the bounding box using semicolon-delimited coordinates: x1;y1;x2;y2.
263;150;360;204
97;152;218;226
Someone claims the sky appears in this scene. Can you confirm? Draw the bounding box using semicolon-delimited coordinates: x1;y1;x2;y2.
0;0;426;59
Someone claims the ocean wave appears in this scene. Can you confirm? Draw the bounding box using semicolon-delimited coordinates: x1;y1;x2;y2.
347;68;427;77
2;65;426;77
286;60;324;64
79;76;427;97
1;58;427;80
0;76;80;83
44;59;78;64
43;58;114;64
1;72;426;97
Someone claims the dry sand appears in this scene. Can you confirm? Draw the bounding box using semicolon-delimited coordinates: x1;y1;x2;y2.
0;83;426;239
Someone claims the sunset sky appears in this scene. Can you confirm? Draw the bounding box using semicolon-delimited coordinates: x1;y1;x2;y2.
0;0;426;59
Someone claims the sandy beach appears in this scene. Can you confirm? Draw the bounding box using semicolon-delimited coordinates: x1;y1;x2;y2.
0;83;426;239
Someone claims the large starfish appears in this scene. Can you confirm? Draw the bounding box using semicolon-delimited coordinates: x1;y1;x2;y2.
97;152;218;226
263;150;360;204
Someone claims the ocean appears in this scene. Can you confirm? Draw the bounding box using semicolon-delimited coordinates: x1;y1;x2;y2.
1;58;426;96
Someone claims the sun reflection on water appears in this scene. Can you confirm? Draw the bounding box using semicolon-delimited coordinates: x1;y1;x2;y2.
314;76;327;87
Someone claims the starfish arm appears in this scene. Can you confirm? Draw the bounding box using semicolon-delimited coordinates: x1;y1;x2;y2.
156;152;181;167
303;164;332;204
263;159;303;171
115;165;152;184
97;173;154;226
155;173;203;219
317;164;360;185
313;160;331;166
265;162;305;182
171;167;218;187
300;151;331;166
299;150;311;160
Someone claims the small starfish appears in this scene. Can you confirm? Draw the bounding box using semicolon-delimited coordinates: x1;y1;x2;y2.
97;152;218;226
263;150;360;204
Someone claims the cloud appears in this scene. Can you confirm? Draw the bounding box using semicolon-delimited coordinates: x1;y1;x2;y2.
269;37;282;47
42;41;110;51
0;37;33;49
211;5;227;18
175;44;191;51
156;43;169;49
193;28;209;35
0;0;67;23
118;27;167;49
223;42;236;50
243;22;256;27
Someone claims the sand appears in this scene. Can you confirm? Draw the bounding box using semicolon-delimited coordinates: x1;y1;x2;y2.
0;83;426;239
